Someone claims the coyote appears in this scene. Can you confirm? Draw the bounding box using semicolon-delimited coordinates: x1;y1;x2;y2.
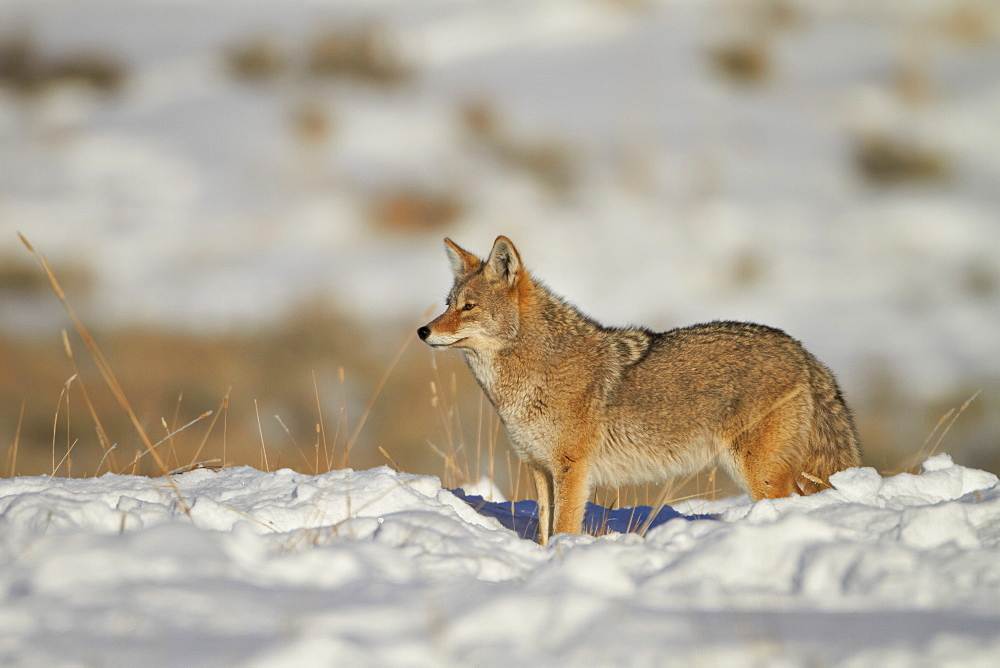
418;236;861;544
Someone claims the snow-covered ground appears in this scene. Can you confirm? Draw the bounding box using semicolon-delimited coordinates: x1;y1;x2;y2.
1;454;997;665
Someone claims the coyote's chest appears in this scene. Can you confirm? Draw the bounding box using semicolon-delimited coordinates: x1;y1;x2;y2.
464;352;561;464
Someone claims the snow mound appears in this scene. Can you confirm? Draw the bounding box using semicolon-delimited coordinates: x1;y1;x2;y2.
1;455;998;665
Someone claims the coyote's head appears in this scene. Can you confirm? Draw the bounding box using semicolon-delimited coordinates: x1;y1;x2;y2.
418;236;524;353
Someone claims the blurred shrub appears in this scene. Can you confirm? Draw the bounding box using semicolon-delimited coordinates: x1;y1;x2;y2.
944;3;995;45
291;99;336;145
0;30;125;95
0;32;34;91
45;52;124;93
225;36;289;81
703;0;803;88
307;24;410;85
226;23;411;87
372;189;463;232
854;134;950;186
708;39;771;85
460;99;578;195
961;260;999;299
0;255;92;296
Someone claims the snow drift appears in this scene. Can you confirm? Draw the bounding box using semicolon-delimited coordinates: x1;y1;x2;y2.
1;454;998;665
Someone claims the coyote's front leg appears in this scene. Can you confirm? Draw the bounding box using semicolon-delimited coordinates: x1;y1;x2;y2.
532;468;553;545
552;452;592;538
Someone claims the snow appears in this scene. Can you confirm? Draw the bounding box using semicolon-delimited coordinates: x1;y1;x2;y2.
2;454;998;665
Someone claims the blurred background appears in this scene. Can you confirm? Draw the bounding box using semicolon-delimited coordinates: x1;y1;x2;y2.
1;0;998;497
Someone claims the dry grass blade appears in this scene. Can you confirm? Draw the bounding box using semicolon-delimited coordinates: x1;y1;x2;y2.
254;399;270;472
637;456;724;538
60;329;120;472
312;370;331;470
929;391;980;457
907;390;981;474
188;388;230;468
341;327;415;467
50;374;76;474
378;446;400;471
800;472;828;489
169;459;222;475
124;411;214;471
217;502;279;533
274;414;317;473
6;401;26;478
19;233;190;512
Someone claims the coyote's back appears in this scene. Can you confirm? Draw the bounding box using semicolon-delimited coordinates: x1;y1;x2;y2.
419;236;861;544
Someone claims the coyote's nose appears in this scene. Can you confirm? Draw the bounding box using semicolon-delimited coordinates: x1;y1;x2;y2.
417;326;430;341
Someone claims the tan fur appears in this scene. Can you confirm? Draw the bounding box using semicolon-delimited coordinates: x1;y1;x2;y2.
418;236;862;544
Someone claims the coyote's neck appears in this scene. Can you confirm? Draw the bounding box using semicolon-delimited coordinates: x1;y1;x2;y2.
462;282;601;412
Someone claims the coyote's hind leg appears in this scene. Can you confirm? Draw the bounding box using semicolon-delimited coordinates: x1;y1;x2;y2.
732;388;814;501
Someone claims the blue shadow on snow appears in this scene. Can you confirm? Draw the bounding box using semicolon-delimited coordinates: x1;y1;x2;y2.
451;488;716;543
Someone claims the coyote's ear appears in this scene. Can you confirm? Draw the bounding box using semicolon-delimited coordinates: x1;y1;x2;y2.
486;236;522;288
444;238;481;278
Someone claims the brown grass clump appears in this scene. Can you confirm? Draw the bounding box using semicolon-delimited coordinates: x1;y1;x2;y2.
291;99;336;145
45;52;125;93
225;36;289;82
943;3;996;45
372;189;463;232
307;24;411;85
0;32;37;91
225;23;412;88
0;30;125;95
460;99;578;195
0;254;92;296
709;40;772;85
703;0;803;88
854;134;950;186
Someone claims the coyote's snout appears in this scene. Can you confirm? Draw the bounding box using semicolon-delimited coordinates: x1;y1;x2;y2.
419;236;861;545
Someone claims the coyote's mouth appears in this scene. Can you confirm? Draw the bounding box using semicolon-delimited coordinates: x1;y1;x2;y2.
430;337;468;348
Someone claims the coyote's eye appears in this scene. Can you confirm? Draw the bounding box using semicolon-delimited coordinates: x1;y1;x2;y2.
462;303;476;311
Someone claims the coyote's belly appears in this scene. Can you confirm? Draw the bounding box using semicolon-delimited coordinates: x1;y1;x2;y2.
590;422;726;487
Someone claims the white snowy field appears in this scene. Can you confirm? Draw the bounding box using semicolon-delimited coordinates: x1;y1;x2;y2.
1;453;998;666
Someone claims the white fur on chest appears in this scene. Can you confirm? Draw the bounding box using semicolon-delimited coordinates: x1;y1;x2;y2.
464;352;557;468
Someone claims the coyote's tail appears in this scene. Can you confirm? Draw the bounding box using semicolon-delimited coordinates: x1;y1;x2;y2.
801;359;862;493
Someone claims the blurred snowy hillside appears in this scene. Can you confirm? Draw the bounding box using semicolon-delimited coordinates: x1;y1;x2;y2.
1;0;998;478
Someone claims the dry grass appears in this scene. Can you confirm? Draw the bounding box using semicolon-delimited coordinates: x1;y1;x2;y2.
903;391;981;475
18;234;187;510
0;243;495;490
